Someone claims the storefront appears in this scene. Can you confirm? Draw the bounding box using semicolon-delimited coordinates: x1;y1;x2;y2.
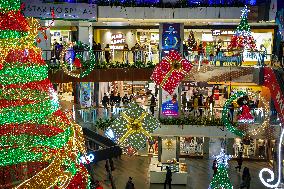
180;137;204;157
184;28;274;66
93;28;159;63
93;27;274;66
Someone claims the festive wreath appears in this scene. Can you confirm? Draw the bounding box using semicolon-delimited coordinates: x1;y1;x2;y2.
60;41;96;78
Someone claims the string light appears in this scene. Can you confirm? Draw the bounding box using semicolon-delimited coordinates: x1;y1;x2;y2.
151;50;193;94
259;128;284;188
0;1;89;188
60;43;96;78
228;5;256;51
222;91;246;137
106;102;160;152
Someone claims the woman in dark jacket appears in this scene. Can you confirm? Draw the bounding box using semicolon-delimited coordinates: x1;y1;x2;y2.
241;167;251;189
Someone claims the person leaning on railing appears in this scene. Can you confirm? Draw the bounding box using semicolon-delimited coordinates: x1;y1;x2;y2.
104;44;111;63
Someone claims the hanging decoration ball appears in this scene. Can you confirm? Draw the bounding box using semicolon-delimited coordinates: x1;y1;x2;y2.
36;38;41;43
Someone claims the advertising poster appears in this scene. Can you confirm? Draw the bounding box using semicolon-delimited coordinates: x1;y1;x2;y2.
161;88;179;117
161;23;181;56
80;82;94;108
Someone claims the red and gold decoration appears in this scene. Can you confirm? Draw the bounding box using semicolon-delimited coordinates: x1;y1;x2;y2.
151;50;193;94
0;0;90;188
107;102;160;154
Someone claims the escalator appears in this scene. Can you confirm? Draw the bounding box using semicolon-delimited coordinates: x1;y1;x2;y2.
82;127;122;163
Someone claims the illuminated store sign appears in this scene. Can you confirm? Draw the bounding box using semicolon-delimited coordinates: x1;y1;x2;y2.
22;0;97;21
211;30;235;36
111;33;125;50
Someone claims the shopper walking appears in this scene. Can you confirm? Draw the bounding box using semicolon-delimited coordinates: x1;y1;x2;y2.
240;167;251;189
164;166;172;189
235;155;243;172
125;177;135;189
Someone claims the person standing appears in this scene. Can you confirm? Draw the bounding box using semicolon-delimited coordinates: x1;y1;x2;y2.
240;167;251;189
104;44;111;63
125;177;135;189
181;92;187;112
102;93;109;109
164;166;172;189
110;91;115;112
235;155;243;172
150;94;156;116
122;94;129;107
198;94;204;117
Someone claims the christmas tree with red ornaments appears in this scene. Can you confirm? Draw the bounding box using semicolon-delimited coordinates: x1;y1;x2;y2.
228;6;256;51
0;0;90;188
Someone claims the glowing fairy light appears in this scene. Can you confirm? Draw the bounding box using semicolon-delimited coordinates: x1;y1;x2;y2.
259;128;284;188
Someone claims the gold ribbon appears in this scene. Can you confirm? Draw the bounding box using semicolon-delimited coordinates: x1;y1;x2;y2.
119;112;151;144
159;57;185;87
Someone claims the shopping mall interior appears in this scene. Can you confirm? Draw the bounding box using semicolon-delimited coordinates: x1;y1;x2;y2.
1;0;284;189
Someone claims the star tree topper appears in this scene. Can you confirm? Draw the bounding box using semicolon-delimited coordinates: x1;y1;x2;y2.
213;148;232;168
151;50;193;94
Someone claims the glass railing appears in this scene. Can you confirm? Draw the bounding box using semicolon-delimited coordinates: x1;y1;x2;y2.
43;49;279;70
72;104;279;127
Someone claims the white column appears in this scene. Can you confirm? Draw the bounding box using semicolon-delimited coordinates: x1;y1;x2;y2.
38;20;51;61
78;24;93;46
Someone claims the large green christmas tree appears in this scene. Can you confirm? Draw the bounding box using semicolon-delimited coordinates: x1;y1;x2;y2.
209;149;233;189
228;6;256;50
0;0;89;188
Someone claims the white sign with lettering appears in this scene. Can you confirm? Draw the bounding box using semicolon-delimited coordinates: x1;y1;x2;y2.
22;0;97;21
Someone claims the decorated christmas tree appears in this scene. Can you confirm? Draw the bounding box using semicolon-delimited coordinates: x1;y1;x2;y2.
228;6;256;51
209;149;233;189
0;0;89;188
187;30;197;50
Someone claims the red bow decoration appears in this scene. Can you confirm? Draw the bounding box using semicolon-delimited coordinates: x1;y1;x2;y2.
151;50;193;94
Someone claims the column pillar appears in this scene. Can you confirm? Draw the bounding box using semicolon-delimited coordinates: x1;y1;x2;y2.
203;137;210;159
78;24;93;46
158;137;162;162
226;138;235;155
38;20;51;61
176;136;180;162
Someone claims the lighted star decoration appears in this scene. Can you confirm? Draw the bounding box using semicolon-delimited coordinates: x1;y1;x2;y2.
213;148;232;168
151;50;193;94
106;102;160;152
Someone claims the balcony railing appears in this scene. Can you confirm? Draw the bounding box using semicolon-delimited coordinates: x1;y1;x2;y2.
71;103;279;131
43;49;280;71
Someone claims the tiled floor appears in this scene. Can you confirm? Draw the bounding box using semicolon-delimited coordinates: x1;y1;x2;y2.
93;155;270;189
